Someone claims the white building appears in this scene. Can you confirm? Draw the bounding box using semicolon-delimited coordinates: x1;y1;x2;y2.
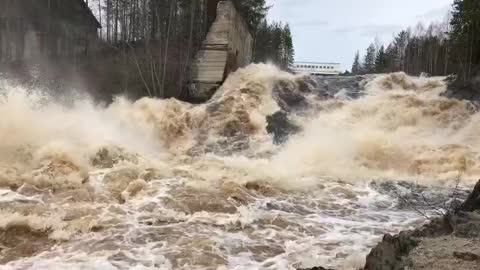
292;62;342;76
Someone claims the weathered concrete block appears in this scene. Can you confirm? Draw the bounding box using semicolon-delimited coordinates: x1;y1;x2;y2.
188;82;220;101
189;0;253;101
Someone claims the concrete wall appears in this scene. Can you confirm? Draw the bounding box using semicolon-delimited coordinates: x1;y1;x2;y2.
0;0;100;64
189;0;253;101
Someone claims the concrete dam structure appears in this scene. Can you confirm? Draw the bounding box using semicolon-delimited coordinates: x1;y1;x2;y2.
189;0;253;101
0;0;100;65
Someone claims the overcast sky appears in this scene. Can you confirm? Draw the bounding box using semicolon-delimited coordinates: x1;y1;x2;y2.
266;0;453;71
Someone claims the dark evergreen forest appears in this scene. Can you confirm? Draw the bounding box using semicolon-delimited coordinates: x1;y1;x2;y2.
352;0;479;91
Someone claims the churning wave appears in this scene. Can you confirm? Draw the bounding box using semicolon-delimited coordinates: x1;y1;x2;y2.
0;64;477;269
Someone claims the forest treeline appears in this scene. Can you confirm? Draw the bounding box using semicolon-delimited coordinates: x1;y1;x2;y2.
351;0;479;88
84;0;294;100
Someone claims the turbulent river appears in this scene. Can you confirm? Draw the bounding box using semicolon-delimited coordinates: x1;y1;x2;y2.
0;64;479;270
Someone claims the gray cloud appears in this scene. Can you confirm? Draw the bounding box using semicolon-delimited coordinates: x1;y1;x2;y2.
293;19;329;27
359;24;404;37
333;27;355;33
333;24;403;37
417;5;451;20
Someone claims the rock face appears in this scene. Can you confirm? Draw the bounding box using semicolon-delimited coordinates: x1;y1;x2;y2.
273;79;310;111
266;111;300;144
312;75;366;99
297;267;335;270
364;232;418;270
444;71;480;102
459;180;480;212
0;225;55;264
363;180;480;270
363;217;453;270
267;75;368;145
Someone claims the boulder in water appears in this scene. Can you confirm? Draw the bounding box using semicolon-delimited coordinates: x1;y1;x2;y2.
273;79;309;111
297;267;335;270
458;180;480;212
444;70;480;102
364;232;418;270
266;111;301;144
0;225;55;264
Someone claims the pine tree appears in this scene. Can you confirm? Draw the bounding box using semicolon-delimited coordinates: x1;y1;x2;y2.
384;44;396;73
450;0;480;84
364;43;377;74
375;45;386;73
253;21;295;70
282;24;295;68
351;1;480;79
232;0;269;30
351;51;361;75
393;30;409;71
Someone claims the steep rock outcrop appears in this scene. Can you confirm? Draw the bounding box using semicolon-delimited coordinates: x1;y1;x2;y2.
363;180;480;270
266;111;300;144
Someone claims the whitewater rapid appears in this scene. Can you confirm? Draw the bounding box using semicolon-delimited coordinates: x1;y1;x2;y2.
0;65;477;269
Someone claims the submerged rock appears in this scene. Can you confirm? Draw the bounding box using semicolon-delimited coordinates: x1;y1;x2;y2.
364;232;418;270
0;225;55;264
453;251;480;261
458;180;480;212
273;79;309;111
266;111;301;144
298;267;335;270
444;72;480;102
312;75;366;99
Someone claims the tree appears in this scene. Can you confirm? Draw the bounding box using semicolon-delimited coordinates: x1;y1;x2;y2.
375;45;386;73
450;0;480;84
281;24;295;68
353;20;451;78
232;0;269;30
78;0;295;100
393;30;409;71
364;43;377;74
253;21;295;69
351;51;361;75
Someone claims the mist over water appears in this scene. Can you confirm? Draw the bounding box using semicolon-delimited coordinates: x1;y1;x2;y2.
0;64;478;269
